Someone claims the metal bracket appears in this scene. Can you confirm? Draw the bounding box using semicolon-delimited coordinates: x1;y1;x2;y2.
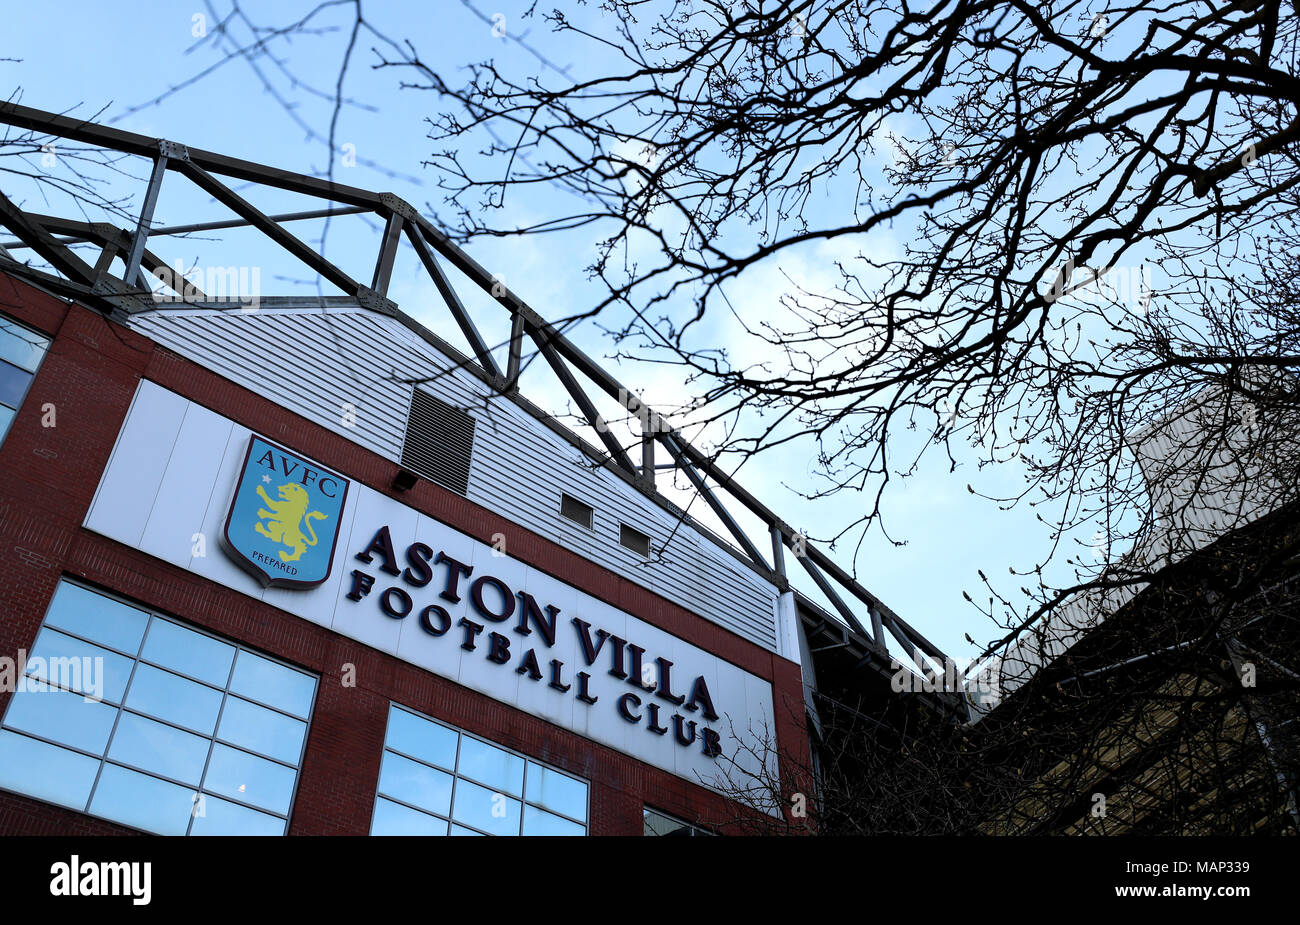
158;140;189;162
378;193;418;222
355;285;398;317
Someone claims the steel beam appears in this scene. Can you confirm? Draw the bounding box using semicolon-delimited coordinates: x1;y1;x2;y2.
122;154;168;287
176;160;360;297
404;224;503;381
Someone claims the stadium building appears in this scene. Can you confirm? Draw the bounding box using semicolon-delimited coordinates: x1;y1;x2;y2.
0;103;951;836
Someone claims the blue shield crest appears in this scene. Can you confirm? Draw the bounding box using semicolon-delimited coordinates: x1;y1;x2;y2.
222;435;350;589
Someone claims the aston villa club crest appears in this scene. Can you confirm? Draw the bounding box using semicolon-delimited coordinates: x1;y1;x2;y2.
222;436;350;589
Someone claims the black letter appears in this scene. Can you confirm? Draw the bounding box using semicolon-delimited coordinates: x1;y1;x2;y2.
515;592;558;646
435;552;474;603
458;617;484;652
576;672;598;705
346;569;375;601
655;658;686;705
617;693;642;723
701;728;722;758
646;703;668;735
403;543;434;587
486;632;511;664
419;604;451;636
672;714;698;747
380;587;413;619
572;618;609;665
356;526;401;576
516;649;543;681
684;676;720;722
471;575;515;623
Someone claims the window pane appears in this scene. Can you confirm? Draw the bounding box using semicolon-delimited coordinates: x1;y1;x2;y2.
385;707;457;770
0;730;98;811
457;736;523;797
0;317;48;373
107;712;210;786
523;804;585;836
451;778;521;836
449;824;485;836
526;763;587;823
371;798;448;836
217;696;306;764
27;627;134;703
0;359;28;408
229;651;314;718
3;688;117;754
89;763;195;836
203;744;296;814
0;404;13;441
140;619;234;687
377;752;453;817
191;795;284;836
125;664;223;735
44;583;148;654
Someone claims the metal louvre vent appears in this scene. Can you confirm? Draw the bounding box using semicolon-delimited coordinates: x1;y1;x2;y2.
400;388;476;496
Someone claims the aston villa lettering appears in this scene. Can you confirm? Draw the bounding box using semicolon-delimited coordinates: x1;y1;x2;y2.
347;525;724;758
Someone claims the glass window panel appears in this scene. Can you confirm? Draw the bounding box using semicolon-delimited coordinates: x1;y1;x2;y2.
377;752;453;817
0;730;99;811
202;744;296;815
140;619;234;687
0;359;28;408
525;763;587;823
216;696;306;765
451;778;521;836
523;804;585;836
0;404;13;441
229;650;314;718
107;712;209;786
0;318;48;373
44;583;149;654
125;664;222;735
3;688;117;754
89;763;195;836
385;707;457;770
27;627;134;703
449;824;485;836
456;736;524;797
371;798;448;836
190;795;284;836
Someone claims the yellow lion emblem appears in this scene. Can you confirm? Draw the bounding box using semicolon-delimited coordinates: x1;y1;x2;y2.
254;482;329;562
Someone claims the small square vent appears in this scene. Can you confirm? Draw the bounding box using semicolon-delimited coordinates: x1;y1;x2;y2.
400;388;476;496
620;523;652;558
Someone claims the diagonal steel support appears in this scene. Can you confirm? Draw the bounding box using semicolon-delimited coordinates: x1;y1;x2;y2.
793;551;874;641
122;153;168;288
371;211;403;297
405;225;503;381
506;312;525;389
533;329;638;476
0;188;98;286
176;160;360;296
661;433;773;574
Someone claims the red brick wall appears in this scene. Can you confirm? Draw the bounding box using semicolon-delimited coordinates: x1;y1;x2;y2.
0;271;811;836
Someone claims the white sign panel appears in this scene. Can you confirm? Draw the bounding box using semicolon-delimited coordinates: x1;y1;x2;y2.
84;381;777;790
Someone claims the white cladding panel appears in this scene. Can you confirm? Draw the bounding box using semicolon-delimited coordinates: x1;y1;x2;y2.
84;381;776;789
128;308;782;653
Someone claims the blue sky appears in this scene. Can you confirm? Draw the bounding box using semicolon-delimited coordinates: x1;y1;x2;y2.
0;0;1098;664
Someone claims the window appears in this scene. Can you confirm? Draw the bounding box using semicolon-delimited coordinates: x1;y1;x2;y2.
371;704;589;836
0;581;317;835
643;806;713;837
559;493;594;529
0;314;50;444
619;523;652;557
